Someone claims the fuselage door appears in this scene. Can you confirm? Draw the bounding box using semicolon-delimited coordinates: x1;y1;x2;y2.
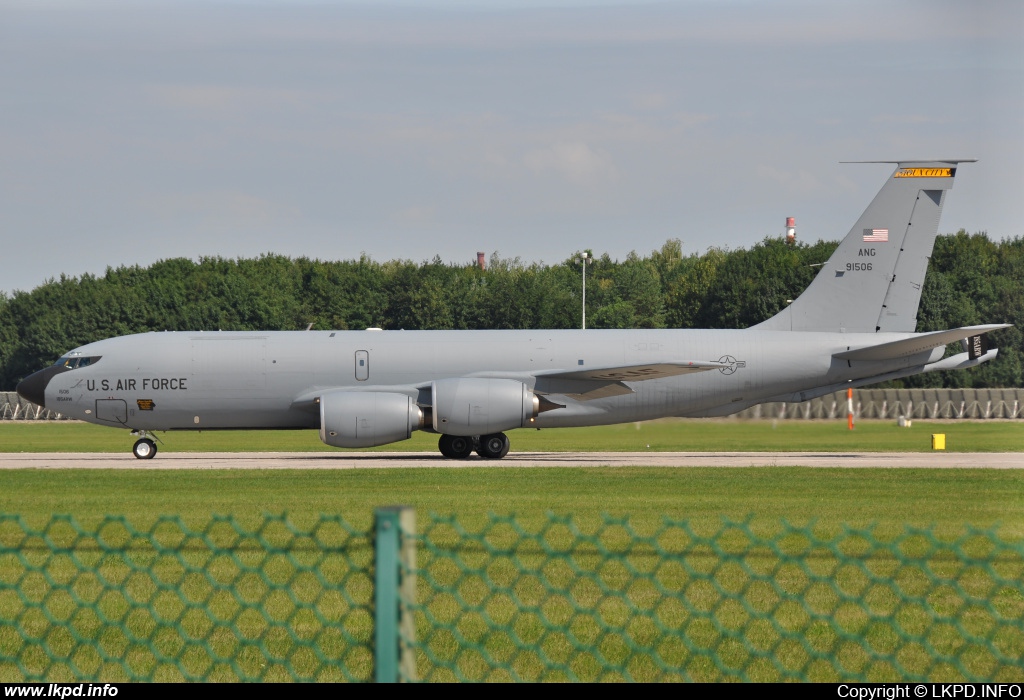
355;350;369;381
95;399;128;424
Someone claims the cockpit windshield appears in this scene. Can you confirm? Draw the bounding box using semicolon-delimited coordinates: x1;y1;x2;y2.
54;355;101;370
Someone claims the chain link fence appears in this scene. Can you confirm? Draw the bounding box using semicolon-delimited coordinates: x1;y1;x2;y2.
412;515;1024;682
2;512;1022;682
0;514;375;682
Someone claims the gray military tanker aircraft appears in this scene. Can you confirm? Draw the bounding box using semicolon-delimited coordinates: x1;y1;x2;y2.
17;160;1010;459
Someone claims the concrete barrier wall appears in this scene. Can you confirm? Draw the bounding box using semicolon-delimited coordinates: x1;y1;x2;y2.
4;389;1022;422
735;388;1024;420
0;392;73;421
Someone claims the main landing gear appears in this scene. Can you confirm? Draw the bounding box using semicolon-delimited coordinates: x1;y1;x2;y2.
438;433;511;460
131;430;160;460
478;433;511;459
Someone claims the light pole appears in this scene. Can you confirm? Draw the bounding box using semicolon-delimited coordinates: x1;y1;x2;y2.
579;251;590;329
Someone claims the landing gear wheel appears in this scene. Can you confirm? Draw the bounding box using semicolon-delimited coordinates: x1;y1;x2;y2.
477;432;510;459
438;434;474;459
133;438;157;460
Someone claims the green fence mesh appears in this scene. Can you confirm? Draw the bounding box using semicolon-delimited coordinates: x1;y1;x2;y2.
0;514;375;682
412;514;1024;682
2;512;1023;683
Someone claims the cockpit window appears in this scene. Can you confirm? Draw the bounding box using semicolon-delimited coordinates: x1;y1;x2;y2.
54;355;101;369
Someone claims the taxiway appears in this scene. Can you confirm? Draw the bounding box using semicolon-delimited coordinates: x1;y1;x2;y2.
0;451;1020;469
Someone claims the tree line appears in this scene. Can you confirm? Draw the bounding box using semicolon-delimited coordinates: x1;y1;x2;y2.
1;232;1020;390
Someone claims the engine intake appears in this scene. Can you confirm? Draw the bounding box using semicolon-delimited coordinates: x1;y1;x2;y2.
432;378;539;436
319;391;424;448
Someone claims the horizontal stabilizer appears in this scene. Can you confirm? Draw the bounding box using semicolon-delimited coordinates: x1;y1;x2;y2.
765;347;1000;404
834;324;1011;361
542;361;721;382
926;349;999;372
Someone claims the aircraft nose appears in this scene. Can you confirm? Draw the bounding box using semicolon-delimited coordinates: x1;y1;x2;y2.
16;366;64;409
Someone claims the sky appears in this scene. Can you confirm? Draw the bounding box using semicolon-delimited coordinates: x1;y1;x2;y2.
2;0;1022;295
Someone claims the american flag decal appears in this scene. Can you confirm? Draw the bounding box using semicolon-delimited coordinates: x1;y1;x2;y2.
863;228;889;242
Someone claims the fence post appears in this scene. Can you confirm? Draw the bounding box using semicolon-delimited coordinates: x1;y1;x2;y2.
374;506;417;683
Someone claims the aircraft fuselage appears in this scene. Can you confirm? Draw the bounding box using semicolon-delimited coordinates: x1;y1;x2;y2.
38;328;930;432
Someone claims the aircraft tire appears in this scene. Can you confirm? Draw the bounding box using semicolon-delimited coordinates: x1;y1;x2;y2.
477;433;510;460
133;438;157;460
439;434;473;459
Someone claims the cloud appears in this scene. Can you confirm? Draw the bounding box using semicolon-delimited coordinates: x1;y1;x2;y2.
146;84;315;116
141;190;295;228
523;141;617;183
6;1;1017;54
756;165;827;195
631;92;668;110
869;114;948;125
392;205;437;225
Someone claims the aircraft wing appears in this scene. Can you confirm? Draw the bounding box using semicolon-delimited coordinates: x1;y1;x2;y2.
287;362;724;407
834;324;1011;361
535;361;723;401
540;361;722;382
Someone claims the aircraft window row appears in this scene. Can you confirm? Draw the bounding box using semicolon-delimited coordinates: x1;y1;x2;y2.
55;356;101;369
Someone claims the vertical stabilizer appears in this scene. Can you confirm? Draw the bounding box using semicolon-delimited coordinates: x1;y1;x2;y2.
753;161;972;333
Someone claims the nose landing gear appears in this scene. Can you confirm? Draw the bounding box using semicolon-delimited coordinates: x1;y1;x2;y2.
131;430;160;459
437;432;510;460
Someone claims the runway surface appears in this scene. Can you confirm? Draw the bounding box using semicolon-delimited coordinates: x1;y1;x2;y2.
1;451;1021;469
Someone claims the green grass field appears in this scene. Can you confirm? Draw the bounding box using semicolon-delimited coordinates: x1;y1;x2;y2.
1;419;1021;530
1;465;1023;537
1;418;1022;453
2;420;1022;682
2;467;1022;682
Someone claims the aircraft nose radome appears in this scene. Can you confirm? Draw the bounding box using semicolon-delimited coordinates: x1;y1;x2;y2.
16;368;52;408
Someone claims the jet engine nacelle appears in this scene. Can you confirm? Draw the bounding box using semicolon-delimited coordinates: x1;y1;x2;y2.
319;391;424;448
432;378;539;436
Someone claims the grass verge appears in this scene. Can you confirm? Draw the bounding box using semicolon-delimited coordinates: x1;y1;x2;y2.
1;467;1022;535
1;418;1022;453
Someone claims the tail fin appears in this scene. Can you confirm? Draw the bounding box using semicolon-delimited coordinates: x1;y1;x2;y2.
754;160;974;333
